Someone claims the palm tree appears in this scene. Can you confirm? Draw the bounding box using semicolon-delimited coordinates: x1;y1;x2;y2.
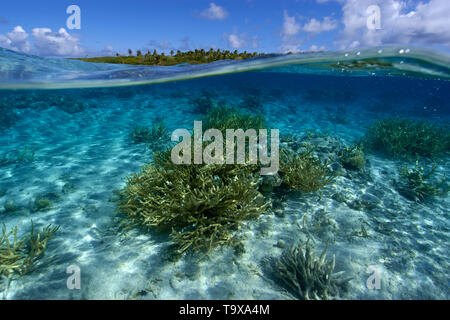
128;49;133;56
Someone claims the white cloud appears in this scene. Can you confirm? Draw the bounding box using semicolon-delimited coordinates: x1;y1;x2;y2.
302;17;338;34
227;33;245;48
32;27;83;56
281;10;300;37
279;42;303;53
102;45;115;56
222;32;260;50
200;3;229;20
279;10;303;53
0;26;31;52
337;0;450;49
309;44;326;51
0;25;85;56
316;0;345;3
149;40;172;51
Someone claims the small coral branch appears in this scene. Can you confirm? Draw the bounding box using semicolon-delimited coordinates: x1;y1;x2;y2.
272;240;351;300
396;160;449;202
0;222;59;278
279;148;335;192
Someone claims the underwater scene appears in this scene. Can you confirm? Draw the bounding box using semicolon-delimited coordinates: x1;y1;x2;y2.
0;46;449;300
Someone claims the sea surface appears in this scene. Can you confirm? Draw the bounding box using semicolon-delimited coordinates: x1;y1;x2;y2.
0;46;449;299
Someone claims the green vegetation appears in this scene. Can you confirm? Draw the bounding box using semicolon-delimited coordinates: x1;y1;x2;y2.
272;240;350;300
203;105;265;132
129;126;153;144
0;223;59;278
339;145;365;171
362;118;449;159
396;161;449;202
31;198;53;213
279;148;335;192
119;107;270;255
118;151;268;255
0;147;35;167
73;49;260;66
129;120;169;151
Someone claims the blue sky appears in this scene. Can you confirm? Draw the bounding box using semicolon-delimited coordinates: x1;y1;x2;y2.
0;0;449;57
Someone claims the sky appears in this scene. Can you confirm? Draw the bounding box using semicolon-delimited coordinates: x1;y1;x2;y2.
0;0;449;57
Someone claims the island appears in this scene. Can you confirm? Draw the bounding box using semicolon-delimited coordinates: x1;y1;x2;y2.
72;48;261;66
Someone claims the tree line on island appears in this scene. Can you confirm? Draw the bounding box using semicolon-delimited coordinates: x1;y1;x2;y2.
73;48;261;66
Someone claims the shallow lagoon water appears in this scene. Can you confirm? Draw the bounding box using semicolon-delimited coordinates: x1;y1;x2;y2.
0;47;449;299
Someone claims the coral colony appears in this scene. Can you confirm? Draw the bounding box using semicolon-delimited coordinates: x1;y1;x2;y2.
170;121;280;175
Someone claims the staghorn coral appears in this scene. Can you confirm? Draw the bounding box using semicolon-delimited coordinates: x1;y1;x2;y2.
129;126;152;144
272;240;350;300
203;105;265;133
0;223;59;278
362;118;449;159
129;120;169;150
339;145;365;171
119;106;270;255
147;120;169;151
118;149;269;255
279;148;334;192
396;160;449;202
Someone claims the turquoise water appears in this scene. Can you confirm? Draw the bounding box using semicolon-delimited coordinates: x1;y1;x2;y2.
0;47;449;299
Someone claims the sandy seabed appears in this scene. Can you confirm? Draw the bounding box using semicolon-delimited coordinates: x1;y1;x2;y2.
0;81;449;300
